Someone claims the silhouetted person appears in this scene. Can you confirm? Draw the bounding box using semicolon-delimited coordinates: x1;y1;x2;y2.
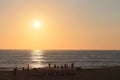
13;67;17;76
71;63;74;68
27;64;29;70
48;63;51;68
64;64;67;68
57;66;59;68
22;67;25;70
61;65;63;68
54;64;56;68
76;67;81;71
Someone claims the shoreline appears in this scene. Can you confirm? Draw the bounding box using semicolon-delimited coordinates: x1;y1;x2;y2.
0;66;120;71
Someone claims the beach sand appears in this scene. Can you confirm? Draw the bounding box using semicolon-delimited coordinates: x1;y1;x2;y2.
0;67;120;80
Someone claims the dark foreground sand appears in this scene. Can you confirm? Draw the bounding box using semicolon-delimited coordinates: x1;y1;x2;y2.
0;67;120;80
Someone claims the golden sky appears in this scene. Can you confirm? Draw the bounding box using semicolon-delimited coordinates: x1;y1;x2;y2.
0;0;120;50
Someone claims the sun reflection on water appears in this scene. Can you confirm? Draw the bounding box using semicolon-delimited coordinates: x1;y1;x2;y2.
30;50;45;68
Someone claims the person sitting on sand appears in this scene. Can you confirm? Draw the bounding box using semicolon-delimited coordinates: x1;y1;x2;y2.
57;66;59;68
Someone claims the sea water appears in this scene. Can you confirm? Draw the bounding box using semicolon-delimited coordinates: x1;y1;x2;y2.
0;50;120;69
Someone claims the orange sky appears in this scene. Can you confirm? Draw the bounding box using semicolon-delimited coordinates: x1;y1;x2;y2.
0;0;120;50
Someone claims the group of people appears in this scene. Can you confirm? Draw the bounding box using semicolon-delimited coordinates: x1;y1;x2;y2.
12;63;75;76
13;64;30;76
48;63;75;69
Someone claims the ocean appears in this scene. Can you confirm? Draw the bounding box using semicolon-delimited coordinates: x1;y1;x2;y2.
0;50;120;69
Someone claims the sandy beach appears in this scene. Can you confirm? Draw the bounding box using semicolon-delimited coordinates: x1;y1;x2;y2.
0;67;120;80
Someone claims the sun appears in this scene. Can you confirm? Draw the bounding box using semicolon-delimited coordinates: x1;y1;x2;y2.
34;21;40;28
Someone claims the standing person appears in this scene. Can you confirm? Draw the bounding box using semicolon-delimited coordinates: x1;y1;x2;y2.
54;64;56;68
71;63;74;68
13;67;17;76
48;63;51;68
22;67;25;70
61;65;63;68
27;64;29;70
64;64;67;68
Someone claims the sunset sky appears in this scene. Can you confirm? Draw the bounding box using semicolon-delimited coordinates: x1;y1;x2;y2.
0;0;120;50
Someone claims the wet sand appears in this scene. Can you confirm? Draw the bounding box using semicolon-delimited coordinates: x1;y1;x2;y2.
0;67;120;80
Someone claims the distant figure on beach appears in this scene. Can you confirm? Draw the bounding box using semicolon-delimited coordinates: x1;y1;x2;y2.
13;67;17;76
57;66;59;68
54;64;56;68
22;67;25;70
48;63;51;68
64;64;68;68
71;63;74;68
27;64;29;70
61;65;64;68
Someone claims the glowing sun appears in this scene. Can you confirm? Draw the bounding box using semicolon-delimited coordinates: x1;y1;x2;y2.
34;21;40;28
